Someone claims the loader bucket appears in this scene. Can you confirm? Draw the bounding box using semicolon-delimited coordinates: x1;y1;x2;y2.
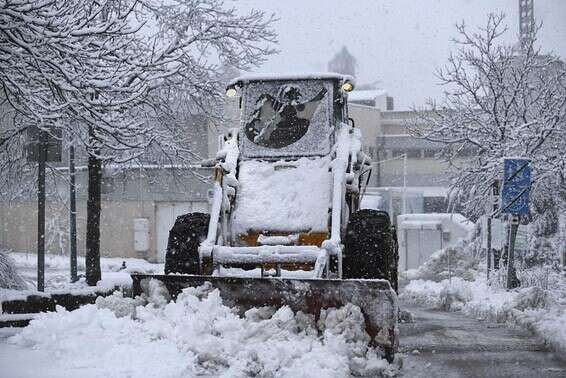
131;274;398;361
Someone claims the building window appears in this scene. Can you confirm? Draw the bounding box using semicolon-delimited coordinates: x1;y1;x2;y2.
386;96;394;111
423;149;437;158
101;177;115;194
391;149;404;158
368;146;376;159
390;149;420;159
406;149;420;158
350;99;376;107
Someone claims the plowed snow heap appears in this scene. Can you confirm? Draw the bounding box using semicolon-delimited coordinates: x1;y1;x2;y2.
132;73;399;361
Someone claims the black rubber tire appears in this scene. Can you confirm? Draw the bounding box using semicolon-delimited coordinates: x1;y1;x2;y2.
343;209;398;290
164;213;210;275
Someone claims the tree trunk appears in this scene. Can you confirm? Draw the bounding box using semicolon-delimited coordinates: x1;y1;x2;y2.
86;126;102;286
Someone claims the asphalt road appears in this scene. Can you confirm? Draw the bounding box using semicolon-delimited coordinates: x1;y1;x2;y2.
398;302;566;377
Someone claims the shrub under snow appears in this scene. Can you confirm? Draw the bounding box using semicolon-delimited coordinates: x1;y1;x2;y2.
0;251;27;290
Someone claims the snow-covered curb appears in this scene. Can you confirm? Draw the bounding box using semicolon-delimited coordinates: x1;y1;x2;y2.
401;275;566;358
0;273;132;303
1;250;164;303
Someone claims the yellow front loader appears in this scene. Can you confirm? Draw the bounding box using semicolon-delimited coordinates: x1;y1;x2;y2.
132;73;399;361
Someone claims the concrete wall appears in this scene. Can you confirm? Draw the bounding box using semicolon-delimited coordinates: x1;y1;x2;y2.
348;104;383;186
349;104;382;150
397;213;473;270
1;199;153;259
207;97;239;158
378;111;453;187
0;165;213;261
0;198;210;262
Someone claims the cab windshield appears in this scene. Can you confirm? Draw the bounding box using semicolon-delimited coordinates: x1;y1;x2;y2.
245;85;327;148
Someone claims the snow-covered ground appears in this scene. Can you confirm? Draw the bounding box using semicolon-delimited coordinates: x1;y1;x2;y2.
0;249;314;303
400;246;566;359
0;250;163;302
1;250;399;377
1;280;399;377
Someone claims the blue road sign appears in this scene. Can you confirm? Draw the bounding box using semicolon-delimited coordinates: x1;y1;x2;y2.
501;158;531;215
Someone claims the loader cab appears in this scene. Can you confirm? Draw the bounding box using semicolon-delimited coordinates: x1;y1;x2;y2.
226;74;354;160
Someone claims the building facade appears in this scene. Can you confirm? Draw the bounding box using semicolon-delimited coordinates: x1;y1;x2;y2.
0;109;213;262
347;95;456;217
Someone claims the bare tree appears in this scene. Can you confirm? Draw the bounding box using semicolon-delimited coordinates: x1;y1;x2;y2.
0;0;277;284
410;13;566;221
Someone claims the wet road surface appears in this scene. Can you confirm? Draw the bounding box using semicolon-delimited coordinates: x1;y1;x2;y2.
399;303;566;377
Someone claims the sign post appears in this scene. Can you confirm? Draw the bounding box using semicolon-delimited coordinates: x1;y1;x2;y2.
486;180;500;280
500;158;531;290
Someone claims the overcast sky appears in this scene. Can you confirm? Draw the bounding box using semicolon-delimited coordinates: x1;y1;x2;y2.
235;0;566;110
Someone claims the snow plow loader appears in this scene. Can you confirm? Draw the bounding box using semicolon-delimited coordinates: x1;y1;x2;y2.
131;73;399;360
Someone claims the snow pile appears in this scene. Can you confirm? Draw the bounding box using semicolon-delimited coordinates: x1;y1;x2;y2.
0;252;28;290
95;291;144;318
402;277;485;311
401;271;566;357
8;283;398;377
232;157;332;235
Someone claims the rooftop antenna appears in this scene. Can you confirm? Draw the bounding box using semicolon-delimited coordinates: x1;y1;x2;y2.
518;0;535;51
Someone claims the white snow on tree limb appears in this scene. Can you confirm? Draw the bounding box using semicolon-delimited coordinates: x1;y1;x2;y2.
409;13;566;220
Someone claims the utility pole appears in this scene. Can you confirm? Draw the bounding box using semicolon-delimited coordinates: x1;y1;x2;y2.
28;125;62;291
368;153;409;219
402;153;407;215
486;216;492;279
69;142;78;282
37;128;47;292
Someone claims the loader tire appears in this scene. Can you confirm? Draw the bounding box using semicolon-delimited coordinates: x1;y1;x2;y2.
165;212;210;275
343;209;398;290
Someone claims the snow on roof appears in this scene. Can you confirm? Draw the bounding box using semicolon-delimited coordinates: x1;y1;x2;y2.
347;89;387;102
229;72;355;87
400;220;442;230
398;213;474;231
377;135;444;149
375;186;449;197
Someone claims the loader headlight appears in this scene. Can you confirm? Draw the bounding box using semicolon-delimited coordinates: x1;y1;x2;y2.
226;87;237;97
341;82;354;92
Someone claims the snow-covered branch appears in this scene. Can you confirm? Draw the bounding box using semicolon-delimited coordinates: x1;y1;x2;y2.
410;13;566;220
